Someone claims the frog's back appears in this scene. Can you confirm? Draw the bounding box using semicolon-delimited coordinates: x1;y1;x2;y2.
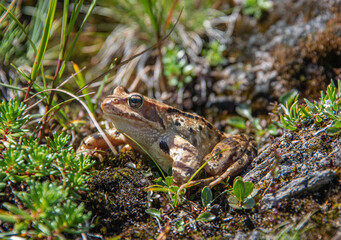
160;106;225;157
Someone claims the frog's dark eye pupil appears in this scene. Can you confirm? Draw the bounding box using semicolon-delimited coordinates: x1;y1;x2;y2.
128;94;144;109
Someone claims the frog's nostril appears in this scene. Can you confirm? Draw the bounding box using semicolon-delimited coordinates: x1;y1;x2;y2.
106;98;119;105
102;98;119;111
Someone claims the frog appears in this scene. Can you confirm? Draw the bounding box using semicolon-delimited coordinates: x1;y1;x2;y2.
78;86;257;188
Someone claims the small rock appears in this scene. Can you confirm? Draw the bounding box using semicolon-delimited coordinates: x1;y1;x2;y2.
262;169;336;208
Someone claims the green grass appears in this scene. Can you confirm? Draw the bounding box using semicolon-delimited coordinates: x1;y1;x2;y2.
277;80;341;135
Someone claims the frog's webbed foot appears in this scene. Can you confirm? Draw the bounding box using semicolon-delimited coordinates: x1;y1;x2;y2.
77;128;128;159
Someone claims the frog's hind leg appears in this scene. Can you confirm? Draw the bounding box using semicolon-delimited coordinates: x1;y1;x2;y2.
205;134;257;187
178;134;257;191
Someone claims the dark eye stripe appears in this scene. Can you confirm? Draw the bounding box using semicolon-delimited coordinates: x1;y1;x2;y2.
128;94;144;109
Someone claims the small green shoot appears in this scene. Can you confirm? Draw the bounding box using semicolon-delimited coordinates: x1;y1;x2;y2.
196;212;216;222
145;208;162;222
201;186;213;208
163;46;194;89
146;176;186;208
0;98;29;144
227;176;255;210
174;211;216;232
202;40;227;67
278;80;341;135
227;104;279;136
243;0;273;19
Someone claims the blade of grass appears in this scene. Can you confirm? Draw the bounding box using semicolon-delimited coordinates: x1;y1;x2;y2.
72;62;95;113
0;83;31;94
10;64;30;82
59;0;70;60
30;0;57;82
141;0;159;33
56;0;96;86
38;0;88;140
68;0;84;36
0;0;16;23
29;0;49;52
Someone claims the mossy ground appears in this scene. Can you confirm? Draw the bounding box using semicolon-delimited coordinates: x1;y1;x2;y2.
84;121;340;239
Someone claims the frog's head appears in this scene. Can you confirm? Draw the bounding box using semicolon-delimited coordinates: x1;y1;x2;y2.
101;86;166;139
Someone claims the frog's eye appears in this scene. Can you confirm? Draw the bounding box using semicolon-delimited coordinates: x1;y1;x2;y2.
128;94;144;109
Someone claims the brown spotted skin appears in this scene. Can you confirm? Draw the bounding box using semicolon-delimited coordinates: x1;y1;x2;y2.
78;86;257;186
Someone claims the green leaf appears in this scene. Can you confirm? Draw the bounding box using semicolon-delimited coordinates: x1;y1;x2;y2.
327;121;341;135
165;176;173;186
38;223;52;236
175;219;185;232
252;118;263;131
326;127;341;136
0;212;17;223
196;212;216;222
244;181;254;197
170;185;179;193
279;90;298;106
289;100;299;120
227;195;242;210
242;198;255;209
267;124;279;135
315;115;323;123
0;231;17;238
236;104;252;119
201;186;213;208
323;108;336;119
9;175;28;183
233;178;245;201
300;105;312;118
146;208;162;221
304;99;318;113
280;115;297;131
226;117;246;129
331;120;341;128
3;203;33;221
0;182;6;191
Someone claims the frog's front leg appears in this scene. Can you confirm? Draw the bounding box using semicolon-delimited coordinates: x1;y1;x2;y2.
77;128;128;157
164;135;202;185
203;134;257;187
